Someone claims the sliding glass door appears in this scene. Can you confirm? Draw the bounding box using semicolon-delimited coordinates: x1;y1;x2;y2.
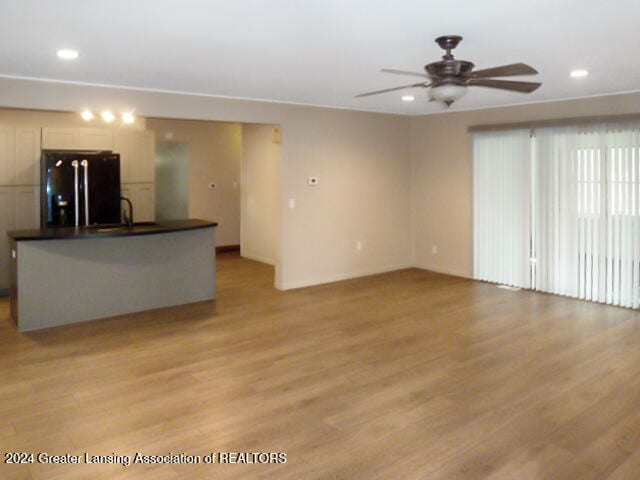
473;122;640;309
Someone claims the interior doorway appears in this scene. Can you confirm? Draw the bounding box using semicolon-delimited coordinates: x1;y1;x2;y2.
240;124;281;266
147;118;282;286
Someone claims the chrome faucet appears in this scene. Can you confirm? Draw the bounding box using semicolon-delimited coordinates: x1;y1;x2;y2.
121;196;134;228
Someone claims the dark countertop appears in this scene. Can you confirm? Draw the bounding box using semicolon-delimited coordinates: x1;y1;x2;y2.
7;219;217;241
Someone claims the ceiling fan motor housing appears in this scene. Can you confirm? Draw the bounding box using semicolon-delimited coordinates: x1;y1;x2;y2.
425;60;475;80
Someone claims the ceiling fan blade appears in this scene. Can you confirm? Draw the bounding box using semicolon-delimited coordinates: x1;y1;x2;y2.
355;82;431;98
380;68;428;79
470;63;538;78
467;78;541;93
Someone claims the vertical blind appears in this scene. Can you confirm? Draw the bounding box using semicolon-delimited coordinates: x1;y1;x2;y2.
473;129;531;288
473;122;640;309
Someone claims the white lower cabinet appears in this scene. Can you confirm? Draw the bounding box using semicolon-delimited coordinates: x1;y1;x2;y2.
1;186;39;290
0;187;14;290
13;187;40;230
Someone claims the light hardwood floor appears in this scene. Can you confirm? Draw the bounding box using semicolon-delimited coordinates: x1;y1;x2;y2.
1;253;640;479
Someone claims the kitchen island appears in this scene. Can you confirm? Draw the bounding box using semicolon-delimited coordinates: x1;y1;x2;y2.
8;219;217;331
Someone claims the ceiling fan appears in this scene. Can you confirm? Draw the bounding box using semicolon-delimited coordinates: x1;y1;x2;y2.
356;35;541;107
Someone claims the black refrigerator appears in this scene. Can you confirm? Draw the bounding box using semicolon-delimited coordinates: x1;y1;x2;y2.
41;150;121;228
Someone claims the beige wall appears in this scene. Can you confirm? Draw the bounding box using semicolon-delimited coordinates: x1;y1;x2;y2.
241;124;280;265
411;92;640;278
145;118;242;246
0;77;412;289
2;77;637;289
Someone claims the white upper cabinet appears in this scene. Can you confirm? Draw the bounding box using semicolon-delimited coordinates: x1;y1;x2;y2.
0;126;40;186
76;128;113;151
42;127;113;151
13;127;41;185
41;127;74;150
0;125;14;185
113;131;156;183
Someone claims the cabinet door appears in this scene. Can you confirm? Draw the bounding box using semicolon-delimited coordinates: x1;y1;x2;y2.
13;186;40;230
121;183;155;223
120;184;131;223
42;127;75;150
42;127;113;151
134;183;155;222
114;131;155;183
130;131;155;183
113;132;132;182
0;187;15;289
0;125;14;186
76;128;113;151
13;127;41;185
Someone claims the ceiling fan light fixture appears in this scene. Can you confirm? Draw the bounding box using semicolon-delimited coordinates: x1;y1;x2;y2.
429;83;467;106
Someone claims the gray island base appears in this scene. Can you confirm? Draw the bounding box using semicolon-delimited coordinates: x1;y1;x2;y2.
8;220;217;331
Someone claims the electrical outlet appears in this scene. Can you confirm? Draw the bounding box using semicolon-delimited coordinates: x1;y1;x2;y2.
356;240;363;251
431;245;438;254
288;198;296;209
308;176;319;186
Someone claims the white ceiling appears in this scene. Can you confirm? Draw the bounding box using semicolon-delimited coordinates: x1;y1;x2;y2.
0;0;639;115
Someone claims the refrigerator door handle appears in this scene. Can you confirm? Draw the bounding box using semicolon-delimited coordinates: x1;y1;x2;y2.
81;159;89;226
71;160;80;227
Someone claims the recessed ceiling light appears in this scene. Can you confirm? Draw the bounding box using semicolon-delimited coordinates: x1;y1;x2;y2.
101;111;115;123
570;69;589;78
80;110;94;121
401;95;415;102
122;112;135;124
57;49;79;60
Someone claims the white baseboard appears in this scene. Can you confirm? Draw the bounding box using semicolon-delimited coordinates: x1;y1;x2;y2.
241;251;275;266
278;263;414;290
413;263;471;279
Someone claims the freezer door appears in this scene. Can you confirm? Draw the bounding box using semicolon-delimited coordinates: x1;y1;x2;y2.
86;154;121;226
42;152;78;227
